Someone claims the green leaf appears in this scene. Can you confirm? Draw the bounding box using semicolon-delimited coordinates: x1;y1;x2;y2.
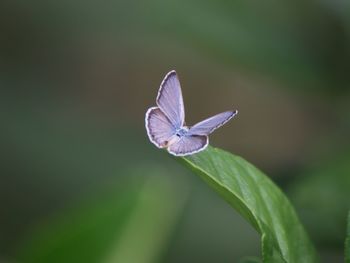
17;175;187;263
346;211;350;263
179;146;318;263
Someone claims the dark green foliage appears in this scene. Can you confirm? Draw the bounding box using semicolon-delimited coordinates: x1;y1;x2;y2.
17;176;187;263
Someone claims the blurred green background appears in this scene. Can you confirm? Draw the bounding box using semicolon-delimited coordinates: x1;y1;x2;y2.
1;0;349;262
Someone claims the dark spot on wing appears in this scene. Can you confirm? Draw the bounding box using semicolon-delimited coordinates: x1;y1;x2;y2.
160;141;168;147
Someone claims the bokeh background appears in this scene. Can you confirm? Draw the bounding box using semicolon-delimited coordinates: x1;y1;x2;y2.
1;0;350;262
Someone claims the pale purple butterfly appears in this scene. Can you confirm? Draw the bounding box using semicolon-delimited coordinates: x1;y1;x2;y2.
145;70;238;156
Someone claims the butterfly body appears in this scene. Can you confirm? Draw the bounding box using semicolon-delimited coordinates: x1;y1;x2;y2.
175;127;189;137
145;70;237;156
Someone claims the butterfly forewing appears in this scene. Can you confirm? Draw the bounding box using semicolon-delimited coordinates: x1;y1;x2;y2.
145;107;176;148
168;135;208;156
188;110;237;136
156;70;185;129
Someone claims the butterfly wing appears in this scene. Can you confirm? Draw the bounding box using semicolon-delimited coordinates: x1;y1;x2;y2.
145;107;176;148
188;110;238;136
156;70;185;129
168;135;208;156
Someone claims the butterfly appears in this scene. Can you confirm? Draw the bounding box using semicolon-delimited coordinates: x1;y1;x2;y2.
145;70;238;156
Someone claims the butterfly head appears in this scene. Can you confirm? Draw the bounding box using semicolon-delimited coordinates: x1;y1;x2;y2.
175;126;189;137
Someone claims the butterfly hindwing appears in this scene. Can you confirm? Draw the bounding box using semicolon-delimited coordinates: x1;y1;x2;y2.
168;135;208;156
